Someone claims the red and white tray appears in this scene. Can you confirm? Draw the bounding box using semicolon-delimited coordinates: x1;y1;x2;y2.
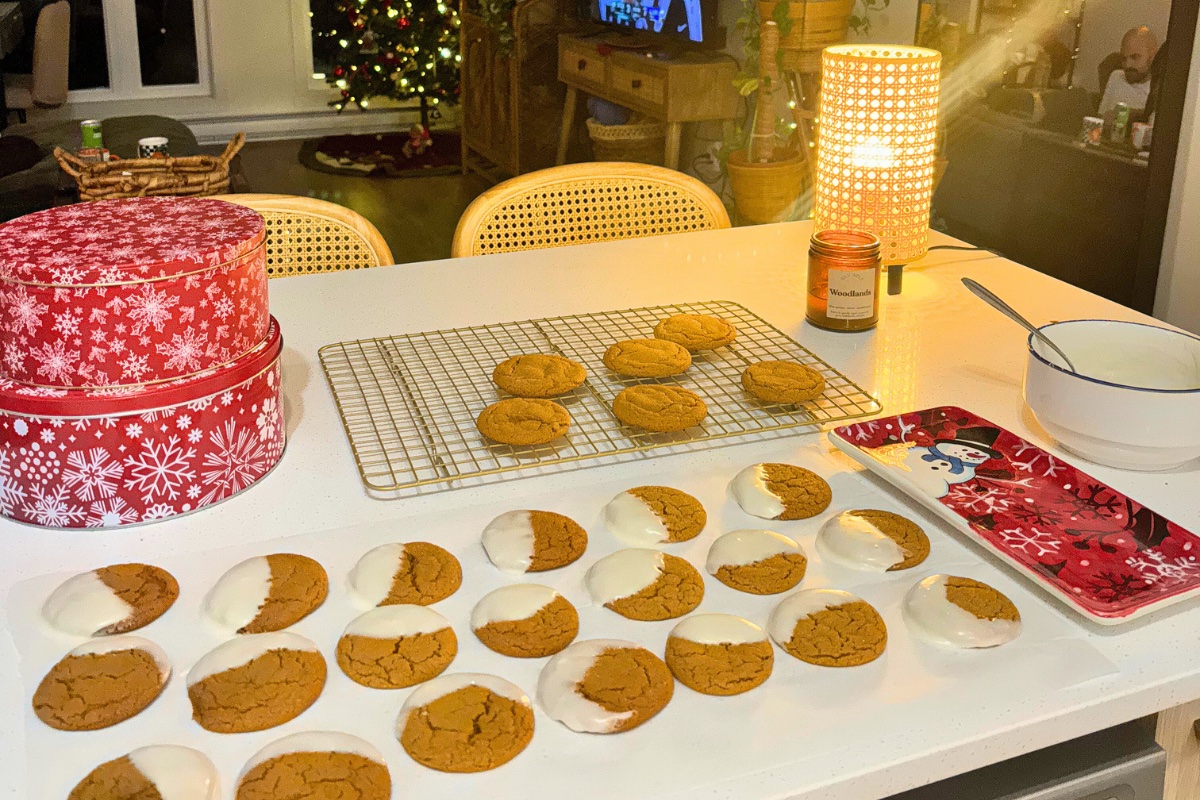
0;198;268;388
832;406;1200;624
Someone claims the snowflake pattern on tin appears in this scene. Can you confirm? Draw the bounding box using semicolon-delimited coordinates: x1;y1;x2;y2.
0;198;267;388
834;406;1200;619
0;362;283;529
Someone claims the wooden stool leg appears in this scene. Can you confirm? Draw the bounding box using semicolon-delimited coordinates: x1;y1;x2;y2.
1157;699;1200;800
557;86;578;166
665;122;683;171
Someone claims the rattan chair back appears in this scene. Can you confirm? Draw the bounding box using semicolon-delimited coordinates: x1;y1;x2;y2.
451;162;730;257
219;194;393;278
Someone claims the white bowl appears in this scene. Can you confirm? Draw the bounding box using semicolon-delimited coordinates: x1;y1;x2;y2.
1022;319;1200;471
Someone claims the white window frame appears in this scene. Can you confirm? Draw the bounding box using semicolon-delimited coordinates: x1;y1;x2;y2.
67;0;213;102
289;0;331;92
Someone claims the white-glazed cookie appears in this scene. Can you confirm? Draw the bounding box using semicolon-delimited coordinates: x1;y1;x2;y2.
33;636;171;731
728;463;832;521
903;574;1022;648
68;745;219;800
601;486;706;546
480;510;588;574
664;614;774;696
237;732;390;800
336;605;457;689
538;639;673;733
585;548;704;620
706;529;808;595
43;564;178;637
202;554;327;633
768;589;888;667
471;584;578;658
816;510;930;572
347;542;462;606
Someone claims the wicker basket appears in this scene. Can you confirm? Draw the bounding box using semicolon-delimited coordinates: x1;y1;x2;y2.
758;0;854;72
726;148;807;224
586;117;666;166
54;133;245;201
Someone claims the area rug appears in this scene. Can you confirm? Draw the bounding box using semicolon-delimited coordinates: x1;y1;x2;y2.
299;130;461;178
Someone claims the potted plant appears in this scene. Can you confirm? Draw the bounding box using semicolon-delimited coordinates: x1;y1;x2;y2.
725;20;807;223
750;0;890;70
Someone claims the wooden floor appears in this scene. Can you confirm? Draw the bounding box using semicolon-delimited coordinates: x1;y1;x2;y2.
232;138;493;265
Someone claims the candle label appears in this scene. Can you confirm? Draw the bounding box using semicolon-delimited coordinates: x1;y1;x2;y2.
826;269;876;320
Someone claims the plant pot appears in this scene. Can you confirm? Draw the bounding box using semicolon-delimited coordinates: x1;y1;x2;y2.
726;149;807;224
757;0;855;72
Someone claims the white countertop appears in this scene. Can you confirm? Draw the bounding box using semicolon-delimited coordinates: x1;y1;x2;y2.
3;220;1198;798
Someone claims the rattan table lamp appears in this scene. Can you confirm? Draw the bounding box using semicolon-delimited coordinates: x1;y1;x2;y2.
814;45;942;294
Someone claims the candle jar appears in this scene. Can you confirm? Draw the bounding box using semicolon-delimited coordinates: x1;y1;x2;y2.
806;229;882;332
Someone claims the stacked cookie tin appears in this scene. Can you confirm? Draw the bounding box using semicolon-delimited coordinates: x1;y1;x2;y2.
0;197;285;528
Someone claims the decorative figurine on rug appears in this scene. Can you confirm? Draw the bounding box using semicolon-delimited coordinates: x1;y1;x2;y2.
402;124;433;158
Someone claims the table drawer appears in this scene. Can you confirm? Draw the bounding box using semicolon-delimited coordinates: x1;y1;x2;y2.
609;65;665;107
561;44;607;86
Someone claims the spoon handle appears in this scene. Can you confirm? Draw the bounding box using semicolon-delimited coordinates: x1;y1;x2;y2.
961;278;1076;372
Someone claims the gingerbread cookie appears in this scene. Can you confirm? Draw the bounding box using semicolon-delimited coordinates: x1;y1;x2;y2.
585;548;703;621
477;398;570;446
729;462;832;520
538;639;673;733
706;529;807;595
741;360;826;404
481;510;588;574
602;486;706;546
187;632;325;733
817;509;930;572
203;553;327;634
492;354;587;398
903;574;1021;648
398;673;534;772
43;563;178;637
653;314;737;351
602;338;692;378
768;589;887;667
665;614;773;696
237;732;390;800
612;385;707;433
337;605;457;689
471;584;578;658
348;541;462;606
69;745;218;800
34;637;170;731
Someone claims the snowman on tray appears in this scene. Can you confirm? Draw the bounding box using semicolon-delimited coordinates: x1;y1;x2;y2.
902;426;1004;499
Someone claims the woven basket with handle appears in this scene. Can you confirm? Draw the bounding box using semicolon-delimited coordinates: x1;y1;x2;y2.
54;133;245;201
586;117;666;166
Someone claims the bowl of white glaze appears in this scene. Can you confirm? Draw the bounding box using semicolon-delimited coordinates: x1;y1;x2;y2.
1023;319;1200;471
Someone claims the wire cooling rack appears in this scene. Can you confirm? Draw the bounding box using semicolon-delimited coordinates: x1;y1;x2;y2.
319;301;881;495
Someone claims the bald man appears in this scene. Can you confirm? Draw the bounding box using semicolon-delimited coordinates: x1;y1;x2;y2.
1099;26;1159;117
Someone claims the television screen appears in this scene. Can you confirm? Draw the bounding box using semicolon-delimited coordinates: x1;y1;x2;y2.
592;0;716;46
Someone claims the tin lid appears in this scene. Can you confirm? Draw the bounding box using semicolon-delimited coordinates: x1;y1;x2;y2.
0;318;282;418
0;198;266;287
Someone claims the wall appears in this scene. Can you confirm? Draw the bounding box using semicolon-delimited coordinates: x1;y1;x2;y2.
1154;10;1200;333
847;0;919;46
37;0;420;142
1074;0;1172;92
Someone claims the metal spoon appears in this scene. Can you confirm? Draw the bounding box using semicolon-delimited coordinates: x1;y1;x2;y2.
961;278;1077;372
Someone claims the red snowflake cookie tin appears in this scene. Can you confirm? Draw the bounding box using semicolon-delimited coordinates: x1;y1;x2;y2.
832;406;1200;624
0;197;268;388
0;318;284;529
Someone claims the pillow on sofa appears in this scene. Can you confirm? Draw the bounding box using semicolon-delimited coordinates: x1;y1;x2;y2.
0;135;43;178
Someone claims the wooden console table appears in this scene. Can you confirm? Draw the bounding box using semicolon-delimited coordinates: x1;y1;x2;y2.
556;33;739;170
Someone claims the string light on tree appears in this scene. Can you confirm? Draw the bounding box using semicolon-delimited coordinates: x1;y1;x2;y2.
314;0;460;127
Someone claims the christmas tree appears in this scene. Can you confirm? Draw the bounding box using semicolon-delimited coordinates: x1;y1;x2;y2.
312;0;461;127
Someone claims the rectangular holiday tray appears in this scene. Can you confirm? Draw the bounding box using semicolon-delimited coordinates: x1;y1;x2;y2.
831;406;1200;625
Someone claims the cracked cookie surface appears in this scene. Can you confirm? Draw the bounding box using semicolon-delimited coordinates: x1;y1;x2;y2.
605;553;704;621
473;592;579;658
577;645;674;731
653;314;737;351
665;638;773;696
70;745;217;800
188;637;326;733
477;398;571;445
248;554;328;634
528;511;588;571
337;627;457;689
381;542;462;605
769;591;887;667
43;563;179;637
628;486;706;542
492;354;587;398
714;553;808;595
95;564;178;634
33;638;169;731
399;677;534;772
945;576;1020;621
237;735;390;800
603;338;692;378
731;462;832;520
612;385;707;432
741;360;826;404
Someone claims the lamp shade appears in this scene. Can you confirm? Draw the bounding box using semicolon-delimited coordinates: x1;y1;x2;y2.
814;45;942;265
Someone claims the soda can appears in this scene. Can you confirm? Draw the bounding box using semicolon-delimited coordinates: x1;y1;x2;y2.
80;119;104;149
1112;103;1131;143
1080;115;1104;145
1131;122;1153;150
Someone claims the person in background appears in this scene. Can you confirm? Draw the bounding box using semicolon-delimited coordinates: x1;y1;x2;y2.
1099;26;1159;117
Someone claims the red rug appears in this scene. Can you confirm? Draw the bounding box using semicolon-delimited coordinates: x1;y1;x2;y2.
299;130;461;178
